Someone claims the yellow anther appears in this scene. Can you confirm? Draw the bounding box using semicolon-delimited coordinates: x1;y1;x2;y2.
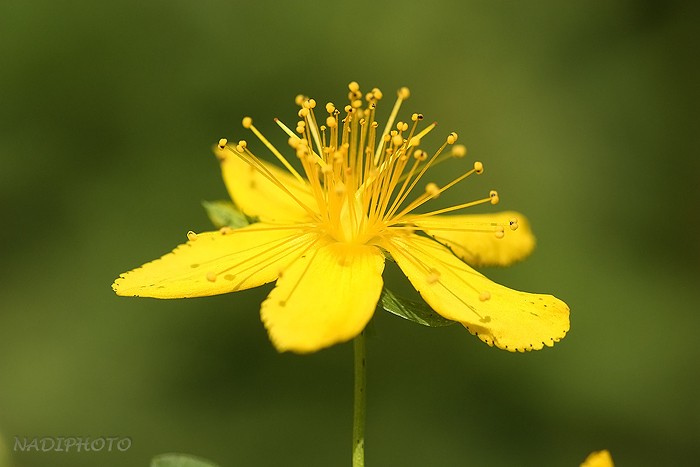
509;218;519;231
236;140;247;152
242;117;252;129
352;99;362;108
452;144;467;158
217;138;227;149
288;137;300;149
447;132;458;144
392;134;404;146
326;116;337;128
371;121;379;128
411;113;419;122
206;271;217;282
186;231;198;241
425;182;440;198
294;94;305;106
295;126;305;134
219;226;233;235
479;291;491;302
426;269;441;284
372;88;383;100
298;108;309;118
348;81;360;93
489;190;499;205
326;102;335;114
306;98;317;109
334;181;346;195
344;105;353;113
494;225;505;239
474;161;484;174
414;149;427;161
398;86;410;99
297;120;306;127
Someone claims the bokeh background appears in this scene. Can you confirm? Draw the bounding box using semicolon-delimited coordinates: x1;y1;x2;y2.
1;1;698;466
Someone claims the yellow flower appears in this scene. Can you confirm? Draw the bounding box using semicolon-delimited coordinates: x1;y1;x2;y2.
581;450;614;467
113;82;570;353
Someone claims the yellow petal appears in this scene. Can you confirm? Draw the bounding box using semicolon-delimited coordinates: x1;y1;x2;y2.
412;211;536;267
113;224;317;298
216;146;318;222
261;242;385;353
384;235;569;352
581;450;614;467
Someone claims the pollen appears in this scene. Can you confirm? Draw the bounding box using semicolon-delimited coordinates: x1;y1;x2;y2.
509;218;519;231
186;231;198;241
206;271;217;282
494;225;505;239
479;291;491;302
427;269;441;284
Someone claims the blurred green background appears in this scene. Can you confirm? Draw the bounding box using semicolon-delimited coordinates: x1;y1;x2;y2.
1;1;698;466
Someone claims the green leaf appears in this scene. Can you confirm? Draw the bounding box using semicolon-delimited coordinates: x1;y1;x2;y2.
380;288;456;327
151;453;219;467
202;200;251;229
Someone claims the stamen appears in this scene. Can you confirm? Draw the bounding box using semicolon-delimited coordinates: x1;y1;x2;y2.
187;231;198;241
206;271;217;282
479;291;491;301
218;138;228;150
509;218;519;231
489;190;500;205
243;117;305;184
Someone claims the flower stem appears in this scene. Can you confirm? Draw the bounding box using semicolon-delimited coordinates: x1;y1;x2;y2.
352;331;366;467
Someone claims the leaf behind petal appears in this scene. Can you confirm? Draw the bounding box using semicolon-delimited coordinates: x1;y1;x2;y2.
380;288;456;327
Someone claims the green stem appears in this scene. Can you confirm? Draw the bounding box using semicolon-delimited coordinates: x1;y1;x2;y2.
352;331;366;467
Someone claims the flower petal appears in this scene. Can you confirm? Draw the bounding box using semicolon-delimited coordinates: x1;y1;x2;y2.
384;234;569;352
216;146;318;222
412;211;536;267
261;242;385;353
581;450;614;467
113;224;317;298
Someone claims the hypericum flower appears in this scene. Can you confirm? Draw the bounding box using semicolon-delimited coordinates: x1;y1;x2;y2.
580;450;614;467
113;82;569;353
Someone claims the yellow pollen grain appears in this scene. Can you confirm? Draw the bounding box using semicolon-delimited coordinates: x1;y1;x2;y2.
479;291;491;301
186;231;198;241
206;271;217;282
427;269;441;284
219;226;233;235
494;225;505;239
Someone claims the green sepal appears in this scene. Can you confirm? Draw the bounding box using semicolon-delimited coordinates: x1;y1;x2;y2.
380;288;456;327
202;200;251;229
151;453;219;467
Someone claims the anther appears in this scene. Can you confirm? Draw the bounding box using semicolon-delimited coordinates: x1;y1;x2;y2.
509;218;519;231
294;94;305;106
348;81;360;93
489;190;499;205
474;161;484;174
494;225;505;239
372;88;383;100
344;105;353;113
479;291;491;302
447;132;458;144
219;226;233;235
217;138;227;149
452;144;467;158
425;182;440;198
414;149;427;161
326;116;337;128
326;102;335;114
206;271;217;282
236;140;247;152
242;117;252;129
298;108;309;118
306;98;317;109
398;87;410;99
392;134;404;147
187;231;198;241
